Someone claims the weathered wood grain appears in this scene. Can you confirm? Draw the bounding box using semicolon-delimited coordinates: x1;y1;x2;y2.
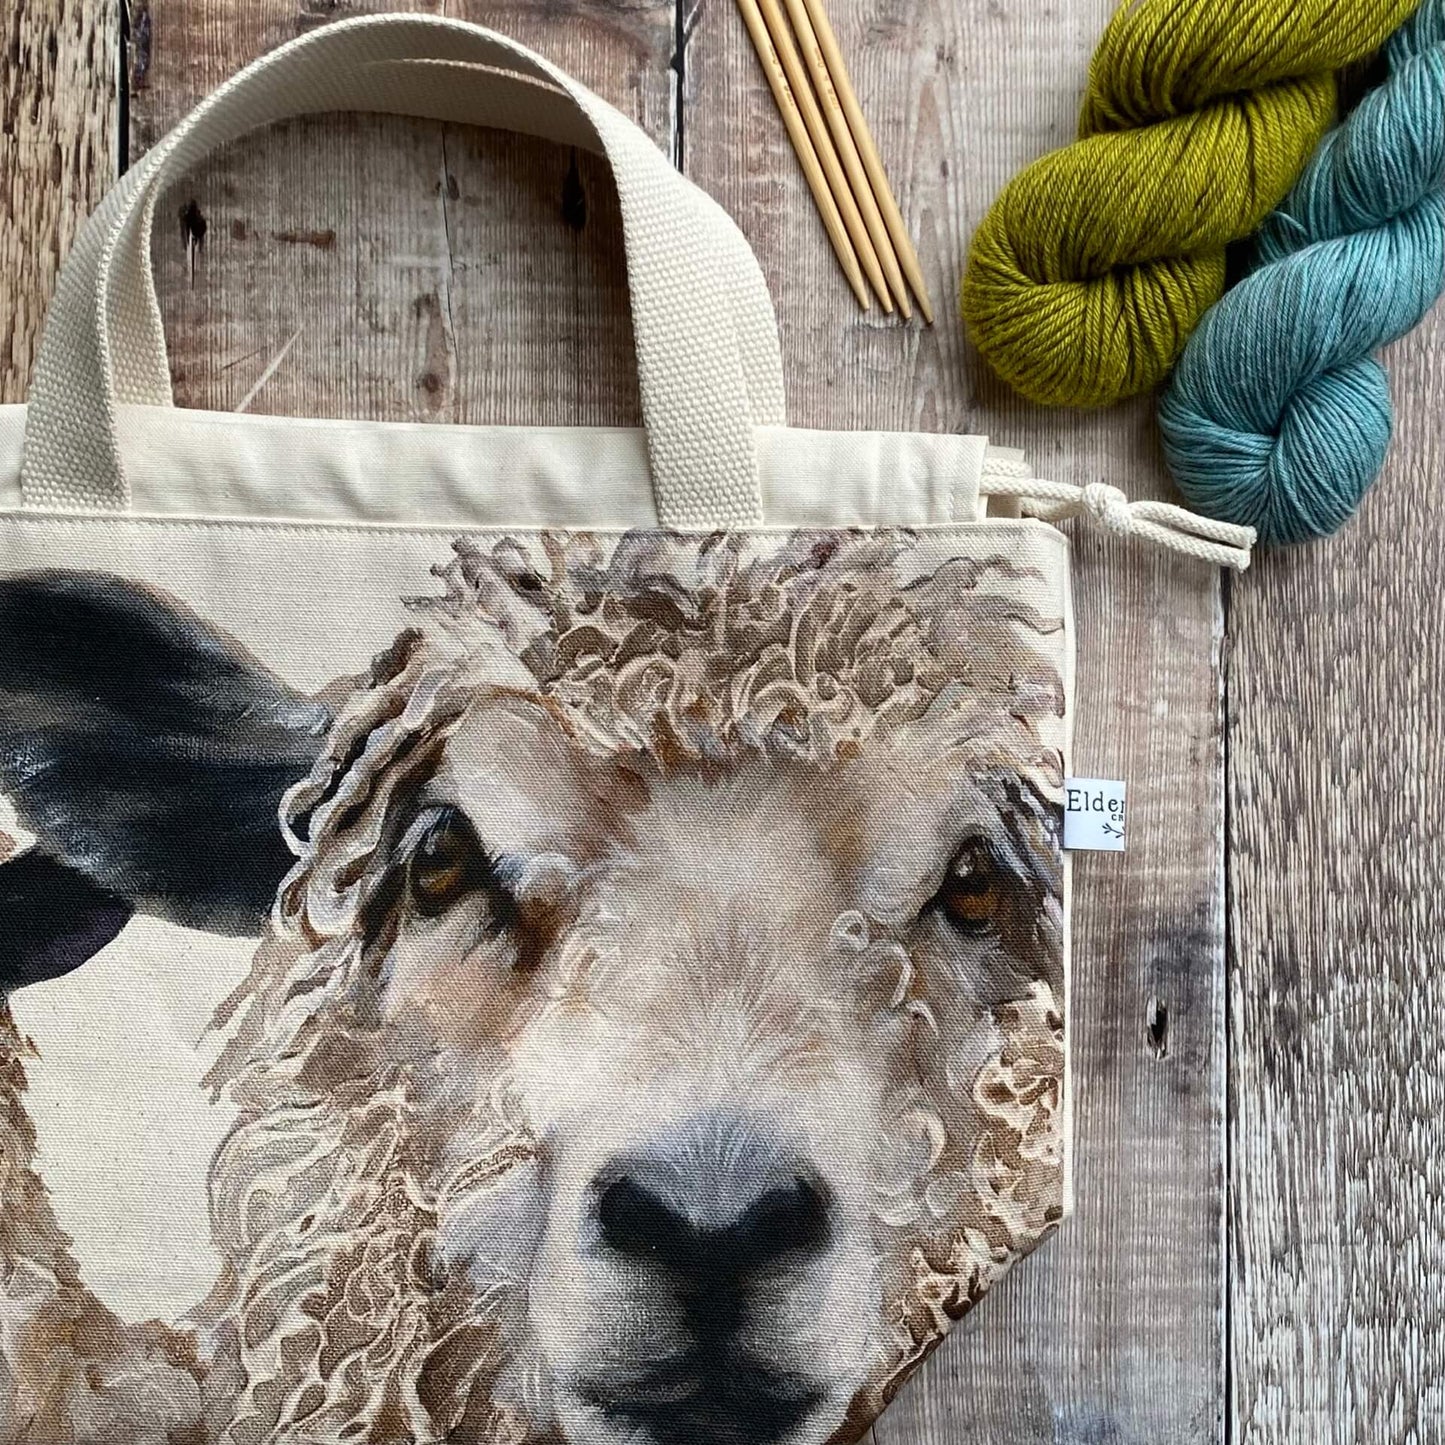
133;0;675;427
681;2;1227;1441
15;0;1445;1441
0;0;118;402
1227;308;1445;1443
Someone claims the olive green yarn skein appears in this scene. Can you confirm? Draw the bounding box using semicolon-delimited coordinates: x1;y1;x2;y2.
961;0;1422;409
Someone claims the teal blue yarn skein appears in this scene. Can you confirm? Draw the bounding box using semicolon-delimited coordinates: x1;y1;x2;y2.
1158;0;1445;545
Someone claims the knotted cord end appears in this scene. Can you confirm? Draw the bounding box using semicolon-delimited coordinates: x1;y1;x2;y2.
978;473;1256;571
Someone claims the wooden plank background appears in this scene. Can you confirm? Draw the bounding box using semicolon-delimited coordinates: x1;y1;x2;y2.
0;0;1439;1440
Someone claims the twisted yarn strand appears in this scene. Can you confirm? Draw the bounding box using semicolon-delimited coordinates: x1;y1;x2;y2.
1158;0;1445;544
961;0;1422;409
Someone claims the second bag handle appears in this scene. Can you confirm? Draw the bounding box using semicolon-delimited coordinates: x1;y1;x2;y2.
21;15;787;527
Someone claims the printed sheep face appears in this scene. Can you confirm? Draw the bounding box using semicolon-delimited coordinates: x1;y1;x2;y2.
0;529;1067;1445
369;698;1059;1443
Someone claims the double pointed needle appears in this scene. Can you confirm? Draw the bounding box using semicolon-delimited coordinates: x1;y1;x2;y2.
735;0;877;310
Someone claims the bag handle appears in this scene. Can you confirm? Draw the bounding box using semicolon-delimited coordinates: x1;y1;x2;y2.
21;15;786;527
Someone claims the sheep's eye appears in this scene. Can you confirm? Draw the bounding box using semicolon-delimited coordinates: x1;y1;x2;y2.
937;841;1004;937
408;807;483;916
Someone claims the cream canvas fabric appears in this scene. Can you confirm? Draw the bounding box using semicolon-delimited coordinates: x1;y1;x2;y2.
0;15;1251;1445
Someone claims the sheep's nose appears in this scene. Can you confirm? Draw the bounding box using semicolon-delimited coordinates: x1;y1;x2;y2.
585;1120;832;1442
596;1171;831;1270
592;1125;833;1276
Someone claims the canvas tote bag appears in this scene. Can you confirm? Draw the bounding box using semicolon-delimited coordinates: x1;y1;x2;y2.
0;16;1254;1445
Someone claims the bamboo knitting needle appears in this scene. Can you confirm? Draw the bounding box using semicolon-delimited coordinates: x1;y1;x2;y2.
739;0;884;310
800;0;935;324
752;0;892;312
735;0;872;310
779;0;911;319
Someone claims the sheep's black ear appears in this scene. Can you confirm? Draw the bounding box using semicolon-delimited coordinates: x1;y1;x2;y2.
0;850;133;991
0;570;333;960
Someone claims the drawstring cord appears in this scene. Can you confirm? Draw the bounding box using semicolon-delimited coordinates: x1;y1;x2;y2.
978;459;1256;572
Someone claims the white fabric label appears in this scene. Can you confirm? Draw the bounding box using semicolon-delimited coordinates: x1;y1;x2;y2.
1063;777;1127;852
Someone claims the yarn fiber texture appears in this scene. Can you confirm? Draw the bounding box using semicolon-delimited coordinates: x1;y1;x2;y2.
961;0;1422;409
1158;0;1445;545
